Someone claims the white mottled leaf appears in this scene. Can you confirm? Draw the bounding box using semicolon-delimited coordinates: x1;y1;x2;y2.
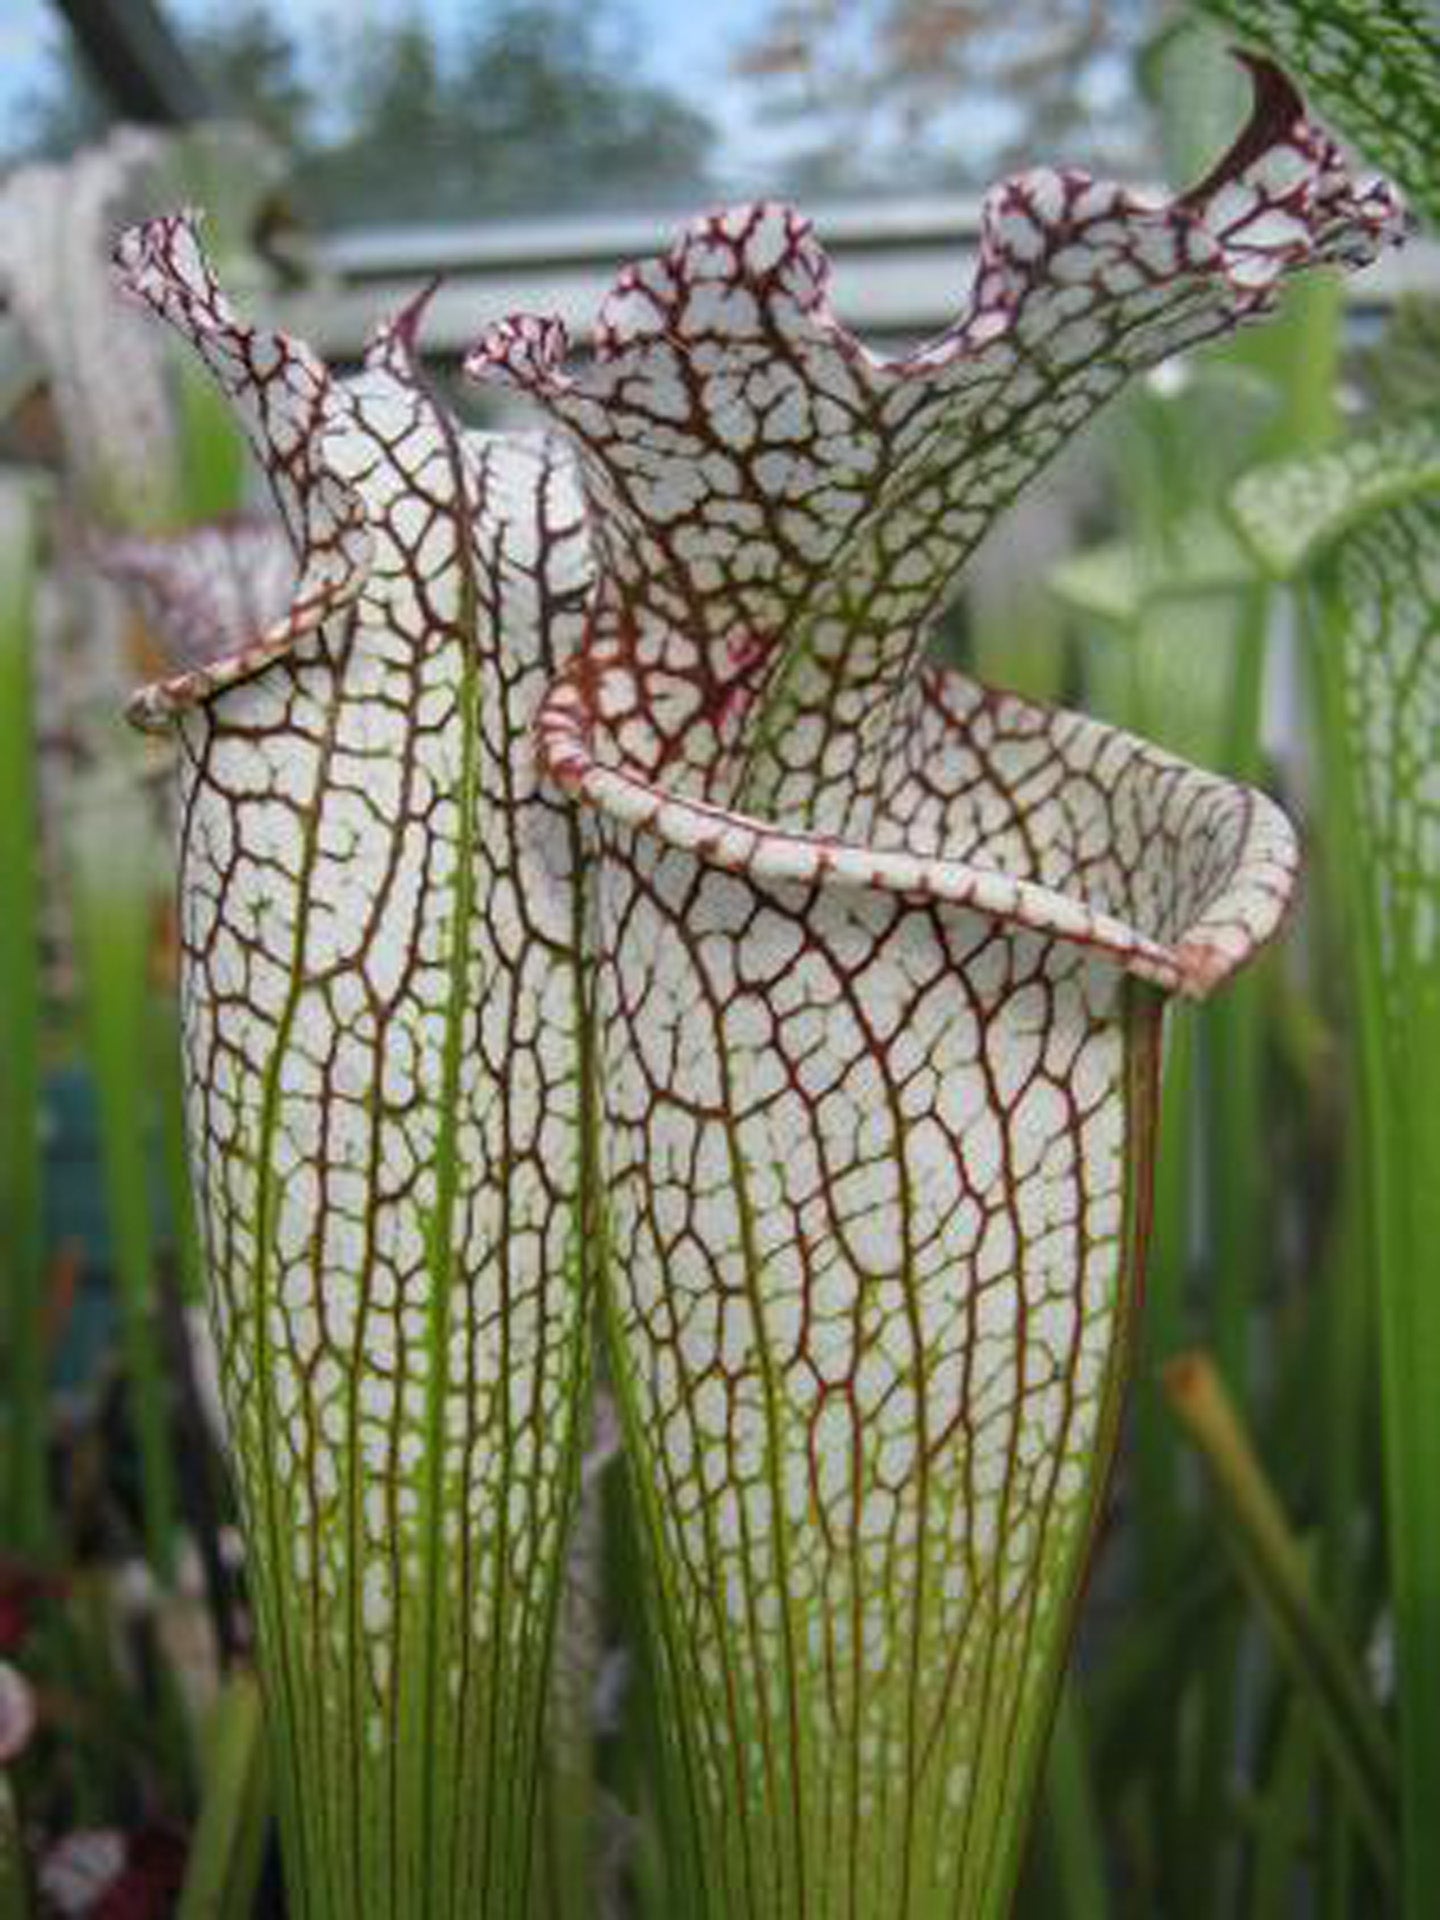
1231;413;1440;578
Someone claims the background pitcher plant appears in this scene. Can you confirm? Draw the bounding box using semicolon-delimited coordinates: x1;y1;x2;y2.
107;57;1402;1920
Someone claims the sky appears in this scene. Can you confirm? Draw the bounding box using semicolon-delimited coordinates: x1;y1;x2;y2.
0;0;56;108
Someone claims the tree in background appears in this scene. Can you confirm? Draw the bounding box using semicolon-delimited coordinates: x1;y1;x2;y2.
5;0;1166;217
290;3;714;224
191;2;313;153
4;0;714;225
734;0;1160;193
448;2;715;217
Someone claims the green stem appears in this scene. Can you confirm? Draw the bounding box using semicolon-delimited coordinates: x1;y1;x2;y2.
1206;584;1269;1396
178;1669;271;1920
1133;1008;1197;1596
1318;1120;1370;1919
1129;1001;1197;1899
1186;582;1270;1914
72;795;178;1585
1042;1685;1109;1920
1163;1351;1397;1885
0;484;48;1558
1248;1701;1314;1919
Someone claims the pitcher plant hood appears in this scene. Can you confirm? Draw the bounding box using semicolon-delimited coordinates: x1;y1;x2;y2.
472;57;1400;999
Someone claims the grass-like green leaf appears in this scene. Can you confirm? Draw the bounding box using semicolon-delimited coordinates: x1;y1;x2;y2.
177;1668;270;1920
1041;1686;1110;1919
0;480;48;1559
1164;1351;1397;1882
70;783;179;1587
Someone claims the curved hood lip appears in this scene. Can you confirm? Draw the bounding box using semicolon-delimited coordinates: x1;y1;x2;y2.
120;483;372;733
535;655;1301;1001
112;210;376;734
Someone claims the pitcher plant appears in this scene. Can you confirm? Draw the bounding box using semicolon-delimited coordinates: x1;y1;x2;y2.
113;58;1401;1916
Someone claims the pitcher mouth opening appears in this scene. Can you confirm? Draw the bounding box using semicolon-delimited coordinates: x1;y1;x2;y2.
536;651;1300;1001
